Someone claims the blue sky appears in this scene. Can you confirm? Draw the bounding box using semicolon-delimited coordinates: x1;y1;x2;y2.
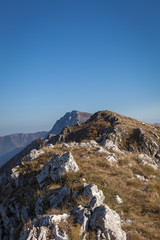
0;0;160;136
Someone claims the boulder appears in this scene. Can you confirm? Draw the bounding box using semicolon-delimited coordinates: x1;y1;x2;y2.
102;139;123;153
49;186;69;209
115;195;123;204
138;154;158;170
83;184;105;209
96;146;109;154
37;152;79;188
90;204;126;240
19;214;69;240
106;153;118;163
27;149;45;162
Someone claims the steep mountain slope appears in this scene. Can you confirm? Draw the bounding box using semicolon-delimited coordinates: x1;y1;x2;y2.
0;110;160;240
0;132;47;167
49;110;92;135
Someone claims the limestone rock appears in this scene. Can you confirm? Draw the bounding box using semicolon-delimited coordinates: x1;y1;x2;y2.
37;152;79;188
49;186;69;209
135;174;147;182
90;204;126;240
96;146;109;154
138;154;158;170
130;128;159;157
102;139;123;153
106;153;118;163
20;214;69;240
9;167;20;187
71;205;91;234
115;195;123;204
27;149;45;162
83;184;105;209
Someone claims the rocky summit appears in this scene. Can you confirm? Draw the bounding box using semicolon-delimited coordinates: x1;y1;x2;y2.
0;110;160;240
49;110;92;135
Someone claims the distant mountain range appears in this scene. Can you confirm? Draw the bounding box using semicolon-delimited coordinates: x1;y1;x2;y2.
0;132;47;167
0;111;92;167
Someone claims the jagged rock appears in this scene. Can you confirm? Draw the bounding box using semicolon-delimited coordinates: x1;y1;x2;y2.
27;149;45;162
130;128;159;157
80;142;92;148
88;140;98;148
83;184;105;209
106;153;118;163
62;143;70;148
49;186;69;209
72;185;126;239
35;195;45;216
135;174;148;182
115;195;123;204
138;154;158;170
102;139;123;153
20;214;69;240
71;205;91;234
96;146;109;154
152;132;159;139
90;204;126;240
37;152;79;188
10;167;20;187
47;144;54;148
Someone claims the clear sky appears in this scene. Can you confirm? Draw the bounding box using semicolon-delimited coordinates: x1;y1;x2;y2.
0;0;160;136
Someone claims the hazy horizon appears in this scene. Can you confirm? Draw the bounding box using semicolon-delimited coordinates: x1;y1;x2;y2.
1;0;160;136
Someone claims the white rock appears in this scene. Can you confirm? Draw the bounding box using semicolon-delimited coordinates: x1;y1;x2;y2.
102;139;123;153
88;140;98;147
20;214;69;240
106;154;118;163
115;195;123;204
37;152;79;188
83;184;105;209
27;149;45;162
62;143;70;148
135;174;147;182
48;144;54;148
96;147;110;154
90;204;126;240
80;142;92;148
138;154;158;170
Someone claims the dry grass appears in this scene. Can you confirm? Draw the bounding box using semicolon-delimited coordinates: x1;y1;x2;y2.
1;138;160;239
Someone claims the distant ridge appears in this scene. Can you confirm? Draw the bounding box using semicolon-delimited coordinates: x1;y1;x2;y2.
0;132;47;167
0;111;92;167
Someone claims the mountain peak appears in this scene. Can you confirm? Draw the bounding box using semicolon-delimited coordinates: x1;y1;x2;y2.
49;110;92;135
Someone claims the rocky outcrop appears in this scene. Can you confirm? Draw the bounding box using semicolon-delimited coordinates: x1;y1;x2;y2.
129;128;159;157
138;153;159;170
19;213;69;240
27;149;45;162
71;184;126;240
49;186;70;209
90;204;126;240
37;152;79;188
49;111;92;135
20;184;126;240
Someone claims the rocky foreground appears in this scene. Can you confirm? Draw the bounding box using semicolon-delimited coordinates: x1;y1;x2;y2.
0;110;160;240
